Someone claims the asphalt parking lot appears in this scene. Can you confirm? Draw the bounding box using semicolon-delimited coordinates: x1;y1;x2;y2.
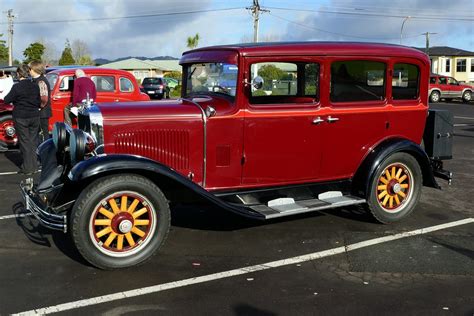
0;102;473;315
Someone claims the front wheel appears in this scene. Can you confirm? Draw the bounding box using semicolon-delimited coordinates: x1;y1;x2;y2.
71;174;170;269
367;152;422;224
462;90;472;103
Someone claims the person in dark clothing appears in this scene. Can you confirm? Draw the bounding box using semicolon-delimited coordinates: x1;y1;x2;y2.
64;69;97;126
29;60;51;143
4;64;41;175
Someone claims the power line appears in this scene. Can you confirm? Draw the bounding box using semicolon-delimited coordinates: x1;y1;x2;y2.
0;7;245;25
265;6;474;22
268;12;424;41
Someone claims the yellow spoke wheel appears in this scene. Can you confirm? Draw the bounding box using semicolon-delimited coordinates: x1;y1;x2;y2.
90;191;156;255
376;163;412;212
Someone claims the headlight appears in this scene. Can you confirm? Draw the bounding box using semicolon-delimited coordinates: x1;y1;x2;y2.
52;122;70;151
69;129;96;164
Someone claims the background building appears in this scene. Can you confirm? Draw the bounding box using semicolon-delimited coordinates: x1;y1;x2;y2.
99;58;181;82
420;46;474;85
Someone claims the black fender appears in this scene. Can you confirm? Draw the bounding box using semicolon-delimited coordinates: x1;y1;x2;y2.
352;138;439;198
68;154;264;219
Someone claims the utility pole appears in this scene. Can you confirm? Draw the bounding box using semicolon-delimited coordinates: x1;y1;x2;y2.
421;32;437;56
6;9;15;66
247;0;269;43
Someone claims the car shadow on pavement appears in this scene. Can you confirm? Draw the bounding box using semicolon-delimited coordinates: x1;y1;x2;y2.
317;204;378;224
12;201;92;267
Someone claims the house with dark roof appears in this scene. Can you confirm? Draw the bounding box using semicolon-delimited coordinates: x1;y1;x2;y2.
416;46;474;84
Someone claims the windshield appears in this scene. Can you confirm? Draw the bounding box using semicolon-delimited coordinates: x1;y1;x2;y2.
185;63;238;97
45;73;58;91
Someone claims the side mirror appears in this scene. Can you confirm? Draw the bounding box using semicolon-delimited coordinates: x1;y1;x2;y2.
252;76;264;90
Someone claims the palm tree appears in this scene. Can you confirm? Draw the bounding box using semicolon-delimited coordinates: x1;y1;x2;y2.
187;33;200;49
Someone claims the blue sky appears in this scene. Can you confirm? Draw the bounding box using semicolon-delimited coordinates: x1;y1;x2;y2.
1;0;473;61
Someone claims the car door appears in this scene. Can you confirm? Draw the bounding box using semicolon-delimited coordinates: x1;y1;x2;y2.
242;58;323;186
50;75;74;127
447;77;462;98
91;75;117;103
438;76;449;98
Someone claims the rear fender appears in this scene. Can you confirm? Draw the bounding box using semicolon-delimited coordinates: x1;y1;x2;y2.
352;138;439;198
0;102;13;114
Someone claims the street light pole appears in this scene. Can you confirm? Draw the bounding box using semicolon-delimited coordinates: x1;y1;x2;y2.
400;16;411;45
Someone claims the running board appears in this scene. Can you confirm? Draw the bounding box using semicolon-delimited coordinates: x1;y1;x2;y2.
247;194;366;219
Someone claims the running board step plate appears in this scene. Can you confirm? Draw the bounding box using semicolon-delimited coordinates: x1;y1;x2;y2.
249;195;366;219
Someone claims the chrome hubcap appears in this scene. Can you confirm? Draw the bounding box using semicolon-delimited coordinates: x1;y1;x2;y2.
5;126;15;137
118;220;133;233
392;183;402;194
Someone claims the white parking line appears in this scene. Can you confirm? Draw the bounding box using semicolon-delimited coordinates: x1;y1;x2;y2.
0;171;19;176
0;213;32;220
13;217;474;316
454;116;474;120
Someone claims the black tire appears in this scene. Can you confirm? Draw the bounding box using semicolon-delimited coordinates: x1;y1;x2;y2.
462;90;472;103
71;174;170;269
0;114;17;147
367;152;422;224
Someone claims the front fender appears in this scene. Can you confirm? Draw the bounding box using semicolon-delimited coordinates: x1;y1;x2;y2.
68;154;261;219
352;138;439;198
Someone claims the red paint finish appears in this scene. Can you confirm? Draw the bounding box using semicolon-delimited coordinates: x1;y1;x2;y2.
99;42;430;192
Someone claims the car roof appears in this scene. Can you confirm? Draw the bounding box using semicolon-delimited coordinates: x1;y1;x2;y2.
183;41;429;59
46;67;132;76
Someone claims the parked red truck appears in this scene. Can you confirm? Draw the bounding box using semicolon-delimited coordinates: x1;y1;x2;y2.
22;42;453;269
0;67;149;148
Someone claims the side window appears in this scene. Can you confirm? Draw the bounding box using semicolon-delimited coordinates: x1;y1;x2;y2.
91;76;115;92
439;77;447;85
250;62;319;104
119;77;134;92
447;77;458;85
392;63;419;100
330;60;386;102
430;77;436;84
59;76;74;92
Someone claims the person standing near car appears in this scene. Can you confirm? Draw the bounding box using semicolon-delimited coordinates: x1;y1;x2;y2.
3;64;41;175
64;69;96;126
29;61;51;143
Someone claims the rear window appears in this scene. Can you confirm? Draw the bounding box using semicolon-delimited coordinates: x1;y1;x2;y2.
430;77;436;84
330;60;386;103
120;77;134;92
392;63;419;100
143;78;163;85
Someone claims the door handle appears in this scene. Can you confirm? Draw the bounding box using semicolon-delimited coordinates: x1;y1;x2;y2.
312;117;324;125
115;99;119;102
327;116;339;123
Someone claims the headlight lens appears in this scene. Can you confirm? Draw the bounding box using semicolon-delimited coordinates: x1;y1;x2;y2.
52;122;69;151
70;129;96;165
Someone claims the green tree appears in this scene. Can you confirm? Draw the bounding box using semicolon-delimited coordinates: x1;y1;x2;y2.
23;42;45;63
58;40;76;65
186;33;200;49
258;64;285;89
164;71;181;80
78;54;94;66
0;34;8;63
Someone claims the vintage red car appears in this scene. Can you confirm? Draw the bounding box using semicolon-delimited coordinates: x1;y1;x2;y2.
0;67;149;148
429;74;472;103
21;42;453;269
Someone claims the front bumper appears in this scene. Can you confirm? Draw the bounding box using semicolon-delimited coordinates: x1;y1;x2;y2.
20;180;69;233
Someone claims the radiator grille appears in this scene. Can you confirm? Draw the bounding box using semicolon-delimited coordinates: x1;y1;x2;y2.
114;129;190;170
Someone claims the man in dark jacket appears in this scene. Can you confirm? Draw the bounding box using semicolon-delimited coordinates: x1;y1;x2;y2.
29;60;51;143
4;64;40;174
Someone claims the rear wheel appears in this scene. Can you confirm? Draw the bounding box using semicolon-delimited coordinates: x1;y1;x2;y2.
0;114;17;148
429;91;440;103
462;90;472;103
367;153;422;224
71;174;170;269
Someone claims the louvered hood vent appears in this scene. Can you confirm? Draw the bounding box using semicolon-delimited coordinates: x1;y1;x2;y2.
114;129;190;170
